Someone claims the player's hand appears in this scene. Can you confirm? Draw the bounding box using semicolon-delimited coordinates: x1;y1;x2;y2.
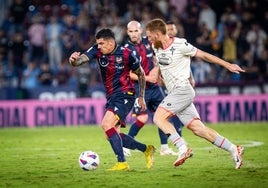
228;64;246;74
147;67;159;83
69;52;81;64
137;97;147;112
146;74;158;83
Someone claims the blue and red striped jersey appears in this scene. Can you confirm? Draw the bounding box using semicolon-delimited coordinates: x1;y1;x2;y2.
124;36;154;76
84;44;140;97
124;36;156;89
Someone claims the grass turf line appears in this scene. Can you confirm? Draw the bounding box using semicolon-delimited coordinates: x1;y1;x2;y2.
0;122;267;188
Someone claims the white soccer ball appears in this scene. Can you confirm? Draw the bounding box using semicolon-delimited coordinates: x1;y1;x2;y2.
78;151;100;171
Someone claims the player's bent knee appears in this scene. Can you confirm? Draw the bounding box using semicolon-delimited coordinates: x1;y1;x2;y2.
153;115;160;125
137;114;149;123
153;115;167;127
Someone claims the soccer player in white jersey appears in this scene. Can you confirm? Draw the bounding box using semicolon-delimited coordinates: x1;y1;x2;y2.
166;20;195;87
145;18;245;169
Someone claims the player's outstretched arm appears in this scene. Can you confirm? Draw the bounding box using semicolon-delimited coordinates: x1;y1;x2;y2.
195;49;245;74
69;52;90;67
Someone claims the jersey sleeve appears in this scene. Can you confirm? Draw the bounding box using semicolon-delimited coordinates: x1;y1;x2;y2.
178;39;197;57
125;44;141;62
129;51;141;71
84;44;98;59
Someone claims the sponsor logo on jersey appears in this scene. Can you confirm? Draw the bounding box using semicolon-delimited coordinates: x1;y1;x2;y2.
158;54;171;65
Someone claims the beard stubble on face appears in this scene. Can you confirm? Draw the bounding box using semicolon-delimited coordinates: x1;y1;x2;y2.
154;41;163;49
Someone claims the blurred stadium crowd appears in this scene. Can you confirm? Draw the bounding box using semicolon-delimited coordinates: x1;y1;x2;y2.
0;0;267;98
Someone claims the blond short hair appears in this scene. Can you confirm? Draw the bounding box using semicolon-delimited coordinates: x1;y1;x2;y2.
146;18;167;35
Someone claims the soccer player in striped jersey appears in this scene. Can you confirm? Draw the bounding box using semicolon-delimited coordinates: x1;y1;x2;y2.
69;28;155;171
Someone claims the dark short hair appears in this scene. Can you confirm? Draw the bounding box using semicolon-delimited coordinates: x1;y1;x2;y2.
166;20;175;25
95;28;115;40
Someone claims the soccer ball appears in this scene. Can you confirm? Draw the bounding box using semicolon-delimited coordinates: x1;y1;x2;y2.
78;151;100;171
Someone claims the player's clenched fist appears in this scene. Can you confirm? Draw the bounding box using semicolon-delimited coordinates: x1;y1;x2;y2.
69;52;81;64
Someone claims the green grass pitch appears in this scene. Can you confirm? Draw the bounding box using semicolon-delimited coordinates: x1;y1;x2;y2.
0;122;267;188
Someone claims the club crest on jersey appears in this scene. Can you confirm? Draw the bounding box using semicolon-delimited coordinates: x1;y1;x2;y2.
170;46;175;55
116;57;123;64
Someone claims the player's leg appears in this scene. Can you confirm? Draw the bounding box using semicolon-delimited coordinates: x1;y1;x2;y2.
120;133;155;169
151;86;178;155
169;115;183;136
158;114;183;155
124;113;148;157
104;93;137;171
101;111;129;171
187;119;244;169
153;106;192;166
158;127;178;156
169;115;194;157
128;113;148;137
122;105;155;167
184;103;244;169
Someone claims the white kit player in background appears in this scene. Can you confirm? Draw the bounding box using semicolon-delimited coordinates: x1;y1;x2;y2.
145;18;245;169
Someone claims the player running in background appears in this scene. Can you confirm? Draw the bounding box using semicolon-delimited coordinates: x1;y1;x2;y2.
146;19;245;169
123;20;184;156
69;28;155;171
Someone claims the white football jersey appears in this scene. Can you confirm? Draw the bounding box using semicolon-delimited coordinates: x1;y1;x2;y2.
154;37;197;92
